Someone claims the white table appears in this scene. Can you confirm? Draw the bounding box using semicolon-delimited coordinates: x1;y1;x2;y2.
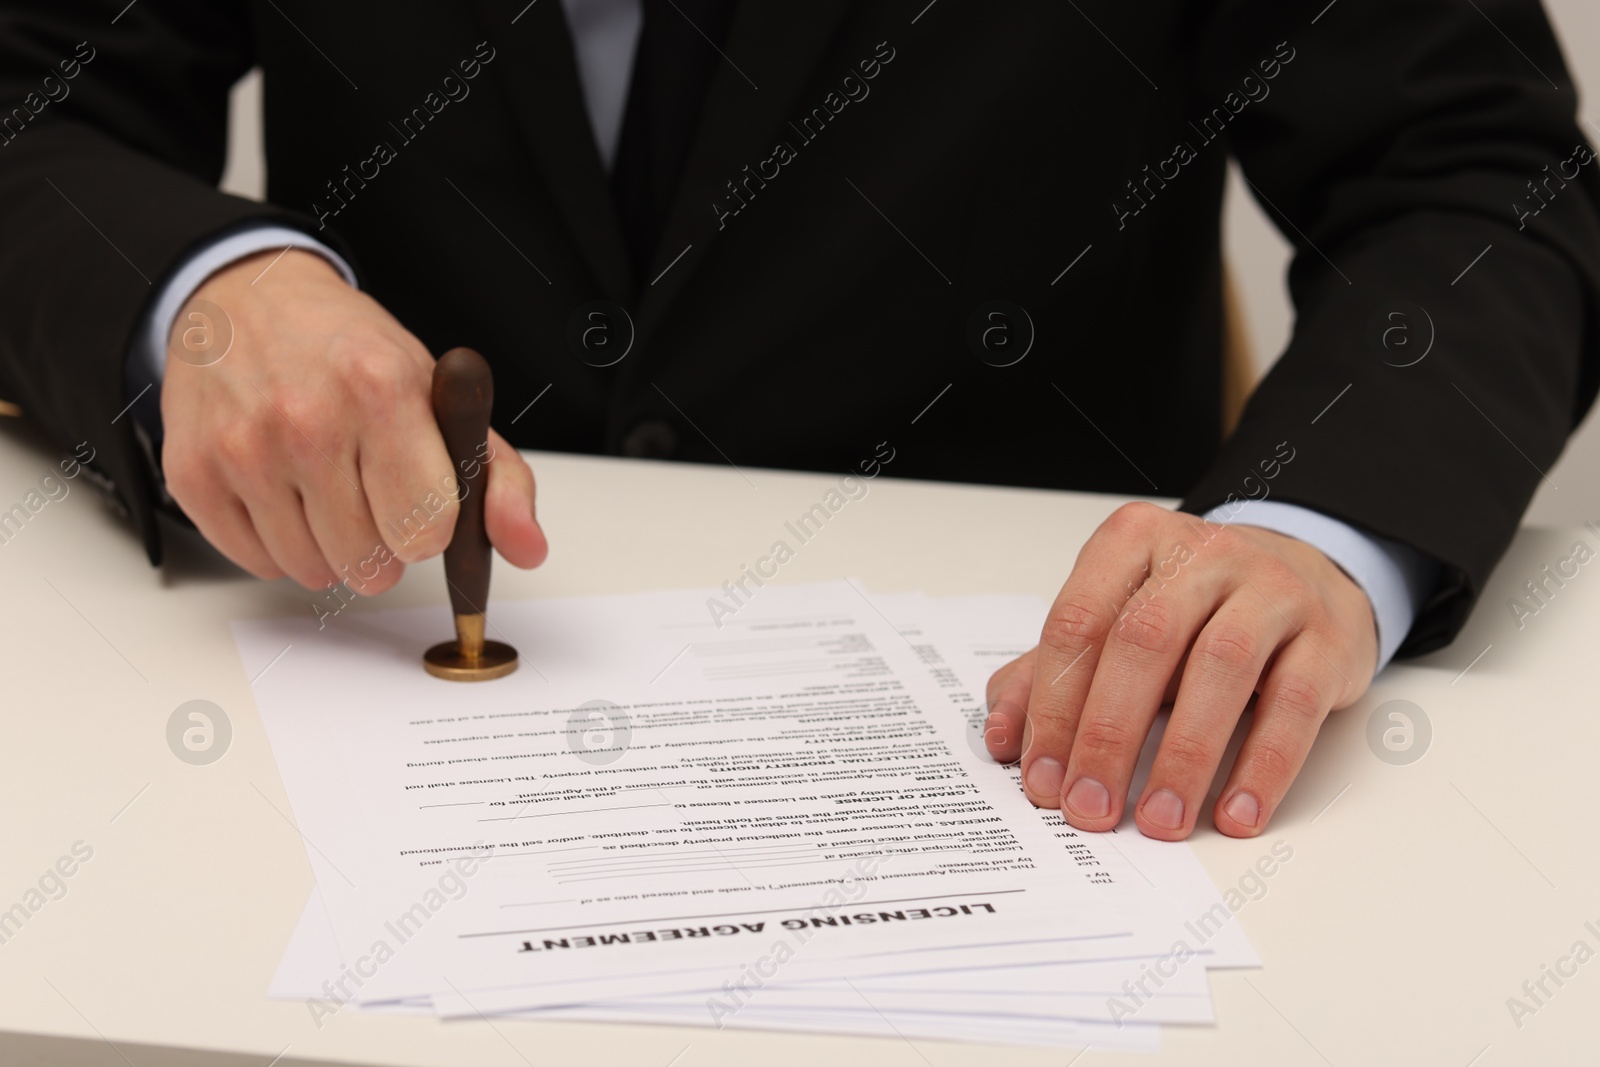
1;421;1595;1066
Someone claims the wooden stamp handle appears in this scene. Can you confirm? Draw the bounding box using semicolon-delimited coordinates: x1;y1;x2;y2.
432;347;494;619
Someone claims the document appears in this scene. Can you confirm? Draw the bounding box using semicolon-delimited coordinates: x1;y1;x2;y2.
273;884;1214;1026
236;582;1166;1010
246;582;1257;1045
270;886;1169;1049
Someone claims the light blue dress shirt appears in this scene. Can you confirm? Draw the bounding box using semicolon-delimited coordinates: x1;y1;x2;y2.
129;0;1436;668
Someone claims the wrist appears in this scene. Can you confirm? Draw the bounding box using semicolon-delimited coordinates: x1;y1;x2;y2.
193;246;343;302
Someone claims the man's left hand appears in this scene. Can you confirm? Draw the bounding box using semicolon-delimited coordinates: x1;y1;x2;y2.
983;503;1378;840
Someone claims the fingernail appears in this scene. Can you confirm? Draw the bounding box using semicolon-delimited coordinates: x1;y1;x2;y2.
1025;757;1066;798
1065;776;1111;820
1143;788;1185;830
1225;791;1260;829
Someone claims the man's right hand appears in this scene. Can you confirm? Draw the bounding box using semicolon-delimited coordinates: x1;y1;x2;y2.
158;248;548;593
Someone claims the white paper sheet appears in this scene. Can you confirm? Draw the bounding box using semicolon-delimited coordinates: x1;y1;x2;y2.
235;582;1179;1010
269;887;1165;1049
273;887;1213;1026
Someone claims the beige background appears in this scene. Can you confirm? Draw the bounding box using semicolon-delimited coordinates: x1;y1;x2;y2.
217;2;1600;524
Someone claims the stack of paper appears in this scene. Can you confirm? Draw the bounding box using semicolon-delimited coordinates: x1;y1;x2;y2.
235;581;1262;1052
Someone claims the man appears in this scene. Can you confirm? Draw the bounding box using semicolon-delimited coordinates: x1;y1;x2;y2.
1;1;1597;842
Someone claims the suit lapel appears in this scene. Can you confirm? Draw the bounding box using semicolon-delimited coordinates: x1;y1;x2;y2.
467;0;858;327
633;0;856;341
470;0;636;304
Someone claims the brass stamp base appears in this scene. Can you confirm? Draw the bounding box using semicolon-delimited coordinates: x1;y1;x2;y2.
423;639;519;681
424;614;518;681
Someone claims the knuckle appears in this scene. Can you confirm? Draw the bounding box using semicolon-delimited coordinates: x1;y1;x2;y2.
403;529;450;562
1157;729;1217;776
1042;593;1114;651
1206;522;1253;561
1024;697;1079;734
1103;501;1165;540
1206;537;1256;578
388;496;458;560
1112;596;1180;656
424;497;462;542
1244;738;1300;784
356;559;404;595
1196;624;1260;672
334;337;422;405
1074;716;1137;762
1194;517;1240;551
1252;555;1307;598
215;420;265;470
276;390;333;437
1268;673;1327;725
1242;568;1314;622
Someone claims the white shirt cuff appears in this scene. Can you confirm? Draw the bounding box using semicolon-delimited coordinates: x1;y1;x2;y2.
1198;499;1439;671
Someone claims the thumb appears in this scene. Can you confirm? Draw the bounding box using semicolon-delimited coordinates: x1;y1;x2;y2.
481;428;549;569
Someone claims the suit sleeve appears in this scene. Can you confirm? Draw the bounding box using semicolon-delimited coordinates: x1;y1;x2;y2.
0;1;324;564
1179;0;1600;655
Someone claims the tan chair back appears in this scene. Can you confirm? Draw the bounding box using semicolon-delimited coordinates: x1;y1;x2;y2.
1220;266;1257;439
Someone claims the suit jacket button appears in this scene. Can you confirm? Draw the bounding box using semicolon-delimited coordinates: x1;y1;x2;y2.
622;419;678;459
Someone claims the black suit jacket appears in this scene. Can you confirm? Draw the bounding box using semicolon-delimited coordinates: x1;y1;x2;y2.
2;0;1598;656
